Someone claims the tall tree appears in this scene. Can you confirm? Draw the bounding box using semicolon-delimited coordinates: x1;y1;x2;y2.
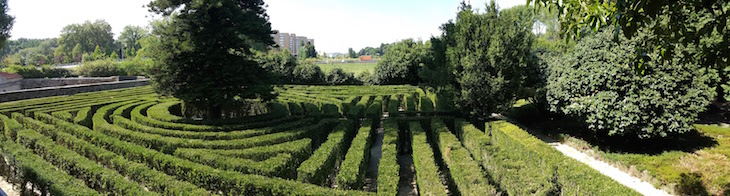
118;25;148;58
147;0;276;119
0;0;13;50
57;20;115;62
348;48;357;58
373;39;431;85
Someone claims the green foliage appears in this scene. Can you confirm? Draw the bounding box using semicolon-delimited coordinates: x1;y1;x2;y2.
348;48;358;58
546;29;717;138
439;4;537;120
75;59;125;77
118;25;148;54
337;121;373;190
409;121;448;196
297;120;353;185
146;0;276;119
0;0;13;50
57;20;115;63
374;39;430;85
326;68;360;85
377;120;399;195
255;49;298;83
292;62;326;84
3;65;73;78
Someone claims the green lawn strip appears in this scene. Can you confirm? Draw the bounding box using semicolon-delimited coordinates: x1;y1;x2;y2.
37;112;373;195
432;118;498;195
27;113;212;195
377;120;399;195
316;63;377;76
337;119;374;190
409;121;448;195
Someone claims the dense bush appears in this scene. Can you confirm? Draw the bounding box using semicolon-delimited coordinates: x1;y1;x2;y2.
546;29;717;138
439;4;536;120
3;65;73;78
373;39;430;85
292;62;325;84
255;49;298;83
75;59;125;77
326;68;360;85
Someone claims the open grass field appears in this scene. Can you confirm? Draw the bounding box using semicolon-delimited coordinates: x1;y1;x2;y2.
507;101;730;195
0;85;639;195
317;63;377;75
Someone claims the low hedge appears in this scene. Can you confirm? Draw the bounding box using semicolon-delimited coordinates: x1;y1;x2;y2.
432;118;498;195
37;111;373;195
469;120;640;195
175;150;297;178
337;119;374;190
0;114;22;141
30;112;211;195
322;103;341;118
51;111;73;122
419;96;434;114
0;140;101;195
346;96;370;120
409;121;448;196
74;107;93;127
289;102;305;116
115;114;307;140
298;120;354;186
366;98;382;122
147;101;185;122
176;138;311;161
15;129;156;196
377;120;399;195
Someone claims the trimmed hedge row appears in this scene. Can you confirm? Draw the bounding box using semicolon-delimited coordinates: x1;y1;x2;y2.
346;96;370;120
1;114;21;141
297;120;354;186
51;111;73;122
377;120;399;195
115;114;307;140
37;111;373;195
465;120;640;195
174;150;297;178
30;112;212;195
176;138;311;161
419;96;434;114
288;102;305;116
74;107;93;127
409;121;448;196
15;129;156;196
387;95;400;116
337;119;374;190
366;96;383;122
405;93;417;114
431;118;498;195
147;101;184;122
322;103;341;118
131;102;292;132
0;139;100;195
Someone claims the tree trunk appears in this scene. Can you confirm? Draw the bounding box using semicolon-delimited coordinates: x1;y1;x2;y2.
207;106;222;119
717;67;728;103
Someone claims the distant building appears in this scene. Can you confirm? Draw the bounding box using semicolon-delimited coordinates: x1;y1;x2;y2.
0;72;22;92
359;55;373;61
272;31;314;56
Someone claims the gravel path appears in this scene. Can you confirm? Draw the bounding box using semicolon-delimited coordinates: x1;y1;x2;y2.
550;142;671;196
0;175;19;196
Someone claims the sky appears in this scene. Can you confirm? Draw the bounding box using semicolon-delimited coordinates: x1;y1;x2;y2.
8;0;525;54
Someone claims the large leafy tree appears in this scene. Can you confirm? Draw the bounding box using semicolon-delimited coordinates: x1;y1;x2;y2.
530;0;730;101
147;0;276;119
373;38;431;85
118;25;149;58
440;2;537;120
348;48;357;58
0;0;13;50
55;20;115;63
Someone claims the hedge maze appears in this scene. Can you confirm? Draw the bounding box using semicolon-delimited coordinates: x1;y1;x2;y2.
0;85;640;195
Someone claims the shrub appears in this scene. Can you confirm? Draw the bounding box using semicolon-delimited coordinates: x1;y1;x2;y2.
292;62;326;84
326;68;360;85
3;65;73;78
373;39;430;85
546;29;717;138
75;59;125;77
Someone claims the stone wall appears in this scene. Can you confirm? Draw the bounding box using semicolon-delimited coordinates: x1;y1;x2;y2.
20;77;120;89
0;79;21;92
0;79;150;103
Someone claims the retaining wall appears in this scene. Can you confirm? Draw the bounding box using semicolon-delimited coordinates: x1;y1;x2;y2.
20;77;119;89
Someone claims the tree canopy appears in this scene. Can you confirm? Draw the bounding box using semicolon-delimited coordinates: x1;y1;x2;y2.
0;0;13;50
146;0;276;119
55;20;115;63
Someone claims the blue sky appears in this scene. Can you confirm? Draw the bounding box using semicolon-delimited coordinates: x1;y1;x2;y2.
8;0;525;53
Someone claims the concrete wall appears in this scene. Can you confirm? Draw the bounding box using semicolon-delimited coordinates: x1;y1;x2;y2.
0;79;21;92
0;79;150;103
20;77;120;89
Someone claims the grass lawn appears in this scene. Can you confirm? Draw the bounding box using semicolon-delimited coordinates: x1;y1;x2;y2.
317;62;376;75
506;101;730;195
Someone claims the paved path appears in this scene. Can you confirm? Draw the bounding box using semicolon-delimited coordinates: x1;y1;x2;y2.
550;142;671;196
0;175;19;196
